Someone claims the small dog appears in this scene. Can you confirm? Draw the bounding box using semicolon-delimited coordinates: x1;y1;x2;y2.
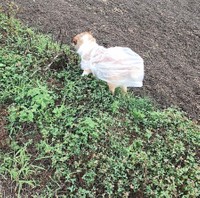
72;32;144;94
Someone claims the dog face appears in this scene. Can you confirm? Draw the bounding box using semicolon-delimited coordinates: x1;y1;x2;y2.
72;31;96;50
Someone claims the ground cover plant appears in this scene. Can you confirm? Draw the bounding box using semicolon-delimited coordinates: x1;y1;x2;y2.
0;11;199;198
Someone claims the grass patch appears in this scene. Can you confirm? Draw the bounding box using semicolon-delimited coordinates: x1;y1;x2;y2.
0;12;199;197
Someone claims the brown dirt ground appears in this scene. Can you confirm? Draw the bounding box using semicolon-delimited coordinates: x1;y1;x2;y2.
0;106;10;150
1;0;200;122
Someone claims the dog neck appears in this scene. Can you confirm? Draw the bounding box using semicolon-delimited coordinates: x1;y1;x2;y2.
77;42;99;59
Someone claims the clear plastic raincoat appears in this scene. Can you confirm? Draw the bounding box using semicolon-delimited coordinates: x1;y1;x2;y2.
79;45;144;87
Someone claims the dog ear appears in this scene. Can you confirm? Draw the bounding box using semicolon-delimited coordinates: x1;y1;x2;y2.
72;37;77;45
87;29;93;35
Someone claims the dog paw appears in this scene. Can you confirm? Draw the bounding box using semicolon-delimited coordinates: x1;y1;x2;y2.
81;71;89;76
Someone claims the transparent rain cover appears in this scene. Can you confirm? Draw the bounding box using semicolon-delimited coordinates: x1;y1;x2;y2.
80;46;144;87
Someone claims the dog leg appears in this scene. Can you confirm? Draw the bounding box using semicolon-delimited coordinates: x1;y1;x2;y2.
81;69;92;76
108;83;116;95
121;86;127;94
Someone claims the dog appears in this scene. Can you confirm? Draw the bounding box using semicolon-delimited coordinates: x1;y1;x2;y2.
72;31;144;94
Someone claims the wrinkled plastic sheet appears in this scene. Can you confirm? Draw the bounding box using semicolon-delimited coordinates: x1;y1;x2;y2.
80;46;144;87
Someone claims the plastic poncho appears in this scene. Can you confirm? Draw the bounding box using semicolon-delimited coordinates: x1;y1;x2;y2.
79;45;144;87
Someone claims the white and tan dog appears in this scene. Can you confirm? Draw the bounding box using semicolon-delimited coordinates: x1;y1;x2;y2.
72;32;144;94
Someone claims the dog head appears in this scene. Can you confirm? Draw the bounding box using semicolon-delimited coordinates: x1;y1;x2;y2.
72;31;96;50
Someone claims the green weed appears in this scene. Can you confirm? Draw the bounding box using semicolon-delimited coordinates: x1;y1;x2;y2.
0;11;199;197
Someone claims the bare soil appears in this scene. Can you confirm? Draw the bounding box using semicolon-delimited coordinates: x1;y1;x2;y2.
2;0;200;121
0;106;9;150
